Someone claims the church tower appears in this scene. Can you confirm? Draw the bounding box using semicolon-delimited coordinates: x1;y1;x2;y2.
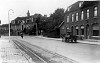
27;10;30;17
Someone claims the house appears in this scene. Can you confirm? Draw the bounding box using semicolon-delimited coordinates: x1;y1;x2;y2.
63;1;100;39
11;10;38;35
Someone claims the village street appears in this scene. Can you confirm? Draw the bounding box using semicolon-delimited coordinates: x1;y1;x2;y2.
1;36;100;63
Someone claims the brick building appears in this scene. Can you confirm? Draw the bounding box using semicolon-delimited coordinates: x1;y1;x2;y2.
62;1;100;39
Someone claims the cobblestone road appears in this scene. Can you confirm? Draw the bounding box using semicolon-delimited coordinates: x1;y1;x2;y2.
0;39;32;63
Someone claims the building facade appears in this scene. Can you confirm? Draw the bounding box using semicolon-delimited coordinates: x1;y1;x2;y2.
63;1;100;39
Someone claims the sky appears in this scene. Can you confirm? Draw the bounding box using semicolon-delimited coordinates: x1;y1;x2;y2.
0;0;78;24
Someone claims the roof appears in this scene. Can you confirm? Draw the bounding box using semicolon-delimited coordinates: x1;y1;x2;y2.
65;1;82;13
81;1;99;9
2;24;9;27
65;1;99;14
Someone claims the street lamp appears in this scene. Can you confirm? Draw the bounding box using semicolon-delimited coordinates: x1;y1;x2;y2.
8;9;14;42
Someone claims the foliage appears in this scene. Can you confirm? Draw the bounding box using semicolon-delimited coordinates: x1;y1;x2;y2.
28;8;65;37
44;8;65;33
13;8;65;37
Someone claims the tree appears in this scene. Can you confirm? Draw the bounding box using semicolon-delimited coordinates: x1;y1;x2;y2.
21;8;65;37
45;8;65;31
51;8;65;27
42;8;65;37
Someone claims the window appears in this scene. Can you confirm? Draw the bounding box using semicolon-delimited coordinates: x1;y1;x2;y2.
68;8;70;11
75;26;79;35
79;2;83;7
14;21;15;24
32;18;33;22
22;25;24;30
22;20;25;24
94;7;97;17
76;13;78;21
67;6;72;11
87;9;89;19
67;16;69;22
15;26;16;30
26;20;27;23
76;29;79;35
81;11;84;20
26;19;29;23
72;14;74;22
92;24;99;36
18;20;20;24
5;27;6;30
11;20;15;24
66;27;70;32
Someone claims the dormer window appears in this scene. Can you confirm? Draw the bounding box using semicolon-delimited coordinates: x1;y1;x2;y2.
67;6;72;11
12;20;15;24
79;2;83;7
68;8;70;11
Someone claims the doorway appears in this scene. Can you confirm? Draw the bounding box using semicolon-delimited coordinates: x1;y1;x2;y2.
71;26;73;35
86;24;89;39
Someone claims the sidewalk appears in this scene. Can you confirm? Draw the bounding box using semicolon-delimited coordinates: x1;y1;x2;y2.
36;36;100;45
0;38;32;63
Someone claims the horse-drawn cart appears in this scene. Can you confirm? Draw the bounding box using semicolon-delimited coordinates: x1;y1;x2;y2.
62;32;78;43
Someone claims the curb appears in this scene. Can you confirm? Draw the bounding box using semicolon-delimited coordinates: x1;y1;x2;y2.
35;36;100;45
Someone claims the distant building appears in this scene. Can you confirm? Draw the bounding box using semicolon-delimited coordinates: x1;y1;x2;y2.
62;1;100;39
0;24;9;35
10;10;38;35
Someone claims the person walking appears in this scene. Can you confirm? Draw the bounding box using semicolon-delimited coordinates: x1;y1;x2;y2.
21;33;23;39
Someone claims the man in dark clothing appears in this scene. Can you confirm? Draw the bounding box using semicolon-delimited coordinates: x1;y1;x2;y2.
21;33;23;39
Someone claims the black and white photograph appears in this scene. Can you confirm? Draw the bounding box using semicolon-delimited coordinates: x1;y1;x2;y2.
0;0;100;63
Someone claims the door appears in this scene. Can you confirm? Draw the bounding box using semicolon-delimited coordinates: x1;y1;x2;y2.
86;25;89;39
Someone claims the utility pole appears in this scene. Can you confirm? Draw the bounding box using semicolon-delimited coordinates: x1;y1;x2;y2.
0;20;1;38
36;23;38;36
8;9;14;42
